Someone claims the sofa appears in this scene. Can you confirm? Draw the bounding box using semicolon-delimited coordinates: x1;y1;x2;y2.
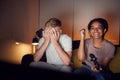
21;40;120;80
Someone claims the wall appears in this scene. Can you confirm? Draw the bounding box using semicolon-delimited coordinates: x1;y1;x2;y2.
0;0;120;64
39;0;73;37
73;0;120;45
0;0;39;64
39;0;120;45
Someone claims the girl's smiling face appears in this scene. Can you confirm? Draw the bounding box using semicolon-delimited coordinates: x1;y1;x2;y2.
89;21;106;39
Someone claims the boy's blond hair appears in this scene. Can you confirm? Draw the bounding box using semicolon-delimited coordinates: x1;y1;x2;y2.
44;18;61;29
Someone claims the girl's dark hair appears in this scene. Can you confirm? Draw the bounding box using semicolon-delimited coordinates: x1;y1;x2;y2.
88;18;108;32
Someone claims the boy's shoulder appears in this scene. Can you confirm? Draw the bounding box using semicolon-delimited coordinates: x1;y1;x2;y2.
60;34;71;38
60;34;72;41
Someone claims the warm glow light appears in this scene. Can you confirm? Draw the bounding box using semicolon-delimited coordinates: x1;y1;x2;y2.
32;43;38;45
32;45;37;53
16;42;20;45
13;42;33;64
0;40;33;64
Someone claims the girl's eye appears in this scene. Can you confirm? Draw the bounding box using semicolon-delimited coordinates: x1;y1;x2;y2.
90;26;103;30
90;27;94;30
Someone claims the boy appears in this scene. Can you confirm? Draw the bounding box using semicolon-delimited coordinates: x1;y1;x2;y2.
30;18;72;72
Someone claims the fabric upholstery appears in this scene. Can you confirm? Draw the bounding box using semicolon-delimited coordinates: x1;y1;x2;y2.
109;46;120;73
72;49;83;69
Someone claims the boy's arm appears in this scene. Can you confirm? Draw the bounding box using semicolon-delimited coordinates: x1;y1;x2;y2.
50;28;72;66
52;41;72;66
34;40;49;62
34;29;50;62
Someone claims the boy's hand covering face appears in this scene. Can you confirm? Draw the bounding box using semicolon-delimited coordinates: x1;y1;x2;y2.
43;27;61;43
42;27;51;41
50;28;60;43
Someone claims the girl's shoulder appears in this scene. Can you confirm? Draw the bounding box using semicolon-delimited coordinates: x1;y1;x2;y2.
85;38;92;43
104;39;115;48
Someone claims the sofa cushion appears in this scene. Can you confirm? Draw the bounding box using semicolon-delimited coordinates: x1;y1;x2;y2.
72;49;83;69
109;46;120;73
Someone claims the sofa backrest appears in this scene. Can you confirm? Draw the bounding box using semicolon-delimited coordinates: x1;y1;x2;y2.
72;40;80;50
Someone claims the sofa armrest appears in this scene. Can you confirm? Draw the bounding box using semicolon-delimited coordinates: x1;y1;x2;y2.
21;53;47;67
21;54;34;67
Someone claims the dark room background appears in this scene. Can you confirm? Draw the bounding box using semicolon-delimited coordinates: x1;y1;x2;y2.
0;0;120;64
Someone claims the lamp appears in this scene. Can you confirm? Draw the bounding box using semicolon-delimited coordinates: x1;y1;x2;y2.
32;36;39;53
36;28;43;38
32;36;39;45
32;28;43;53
